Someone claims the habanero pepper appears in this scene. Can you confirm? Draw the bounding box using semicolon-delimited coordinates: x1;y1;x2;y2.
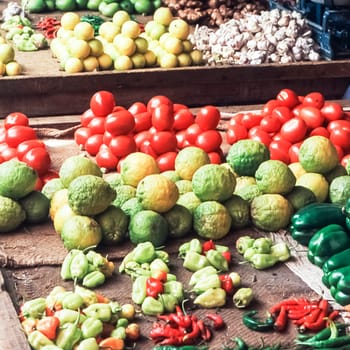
146;277;164;298
205;249;229;271
219;274;234;294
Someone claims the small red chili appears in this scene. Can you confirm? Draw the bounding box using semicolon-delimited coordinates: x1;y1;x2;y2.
202;239;216;253
205;313;225;330
182;320;200;345
197;319;212;341
274;305;288;332
269;298;310;315
146;277;164;298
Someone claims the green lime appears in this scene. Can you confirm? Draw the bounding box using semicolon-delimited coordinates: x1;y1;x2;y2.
129;210;169;246
226;139;270;176
42;178;65;200
175;179;193;195
298;136;338;174
95;205;129;245
61;215;102;250
250;194;293;232
112;184;136;208
19;191;50;224
176;191;201;214
296;172;329;203
285;186;317;211
59;155;103;187
163;204;193;238
224;194;250;229
255;160;296;194
192;164;236;202
235;184;263;203
0;195;26;232
68;175;116;216
121;197;144;217
329;175;350;205
193;201;232;240
234;176;256;193
324;164;347;184
0;160;38;200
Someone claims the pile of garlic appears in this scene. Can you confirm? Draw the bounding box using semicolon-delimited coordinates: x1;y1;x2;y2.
190;8;322;65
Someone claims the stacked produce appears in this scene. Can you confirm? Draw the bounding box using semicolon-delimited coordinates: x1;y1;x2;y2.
0;35;23;76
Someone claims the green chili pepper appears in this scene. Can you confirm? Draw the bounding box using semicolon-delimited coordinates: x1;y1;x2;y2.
141;296;164;316
70;251;89;281
22;297;47;319
252;237;273;254
183;251;210;272
193;287;226;308
55;321;82;350
231;337;248;350
61;249;81;280
270;242;291;262
81;317;103;338
74;286;98;306
189;266;218;286
28;330;54;350
249;253;279;270
296;335;350;348
233;287;254;308
82;270;106;288
61;292;84;310
206;249;229;271
236;236;255;254
111;326;126;339
132;275;148;305
242;310;274;332
83;303;112;322
133;241;156;263
163;280;184;302
75;337;99;350
192;274;221;294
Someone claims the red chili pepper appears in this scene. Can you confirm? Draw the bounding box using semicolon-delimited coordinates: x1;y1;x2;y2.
301;299;329;332
146;277;164;298
36;316;60;340
197;319;211;341
294;307;322;327
221;251;231;264
327;310;340;323
182;320;200;345
202;239;216;253
205;313;225;330
274;305;288;332
219;274;234;294
269;298;310;314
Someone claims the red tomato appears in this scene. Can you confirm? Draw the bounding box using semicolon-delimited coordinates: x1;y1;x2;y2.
225;123;248;145
112;105;126;112
74;127;92;146
173;109;195;131
321;102;344;122
134;111;152;132
334;144;344;162
0;128;5;143
303;92;325;109
276;88;300;109
22;147;51;176
195;106;221;131
17;139;46;160
327;120;350;133
40;170;59;184
269;139;292;153
139;140;158;158
185;123;202;145
260;115;282;133
248;127;272;147
271;106;293;124
299;106;325;129
105;110;135;136
240;112;263;129
0;154;4;164
150;131;177;155
109;135;137;157
95;147;119;170
272;133;282;141
173;103;189;113
147;95;173;114
102;131;113;145
87;117;106;135
280;118;308;143
329;128;350;151
175;130;188;149
80;108;96;127
156;151;177;172
309;126;330;138
341;154;350;168
208;150;223;164
5;125;37;148
292;104;303;118
152;104;174;131
90;90;116;117
195;130;222;153
229;113;244;126
134;130;151;149
269;147;290;164
261;99;282;116
84;134;104;156
4;112;29;129
0;145;17;160
34;177;44;191
128;101;147;115
288;142;302;163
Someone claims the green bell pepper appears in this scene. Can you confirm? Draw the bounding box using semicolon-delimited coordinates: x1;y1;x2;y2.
322;247;350;274
307;250;329;268
330;286;350;305
290;203;346;246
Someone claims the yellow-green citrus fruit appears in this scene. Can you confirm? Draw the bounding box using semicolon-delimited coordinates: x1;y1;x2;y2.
41;178;65;200
296;172;329;202
288;162;307;180
61;215;102;250
128;210;169;246
175;179;193;195
53;203;77;235
176;191;201;214
0;160;38;200
121;197;144;217
226;139;270;176
136;174;179;213
250;194;293;231
49;188;69;220
192;164;236;202
285;186;317;211
224;194;250;229
255;160;296;194
193;201;232;240
324;164;347;184
161;170;182;183
19;191;50;224
163;204;193;238
298;136;339;174
68;175;116;215
234;176;256;193
112;184;136;208
329;175;350;205
0;195;26;232
235;184;263;203
59;155;103;187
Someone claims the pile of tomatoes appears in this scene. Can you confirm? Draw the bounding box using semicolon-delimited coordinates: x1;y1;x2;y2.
0;112;59;190
226;89;350;166
74;91;224;171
